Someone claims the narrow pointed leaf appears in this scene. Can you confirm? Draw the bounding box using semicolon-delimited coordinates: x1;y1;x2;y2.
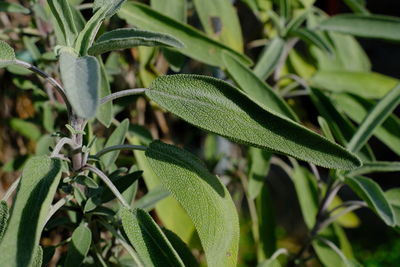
146;75;361;170
48;0;78;46
100;119;129;169
346;176;395;226
311;71;398;99
60;51;100;118
290;28;333;55
145;141;240;267
342;0;369;14
253;37;285;80
121;207;185;267
222;52;298;121
0;201;8;241
319;14;400;41
118;2;252;67
0;41;16;68
0;156;62;267
348;161;400;177
347;84;400;153
162;229;199;267
64;224;92;267
93;0;126;19
385;189;400;227
96;57;113;127
247;147;272;200
0;2;30;14
88;28;184;55
193;0;243;51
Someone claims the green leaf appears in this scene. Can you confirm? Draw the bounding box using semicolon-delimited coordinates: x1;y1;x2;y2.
31;246;43;267
193;0;243;52
318;14;400;41
145;141;240;267
385;188;400;227
59;51;100;118
310;88;375;161
332;93;400;156
10;118;41;141
133;186;170;211
120;207;185;267
93;0;126;19
348;161;400;177
162;229;200;267
0;40;16;68
278;0;290;19
222;51;298;121
342;0;369;14
0;2;30;14
290;28;333;55
346;176;395;226
313;238;352;267
100;119;129;169
47;0;78;46
88;28;184;55
150;0;187;23
247;147;271;200
146;75;361;170
253;37;285;80
96;57;113;127
100;171;142;203
0;201;8;242
0;156;62;267
318;116;335;142
118;2;252;67
347;84;400;153
64;224;92;267
311;71;398;99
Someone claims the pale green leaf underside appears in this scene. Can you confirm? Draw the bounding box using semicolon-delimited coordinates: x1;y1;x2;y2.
348;161;400;177
253;37;285;80
0;156;62;267
145;141;240;267
118;2;252;67
319;14;400;41
60;51;100;118
64;224;92;267
88;28;184;55
0;41;16;68
146;75;361;170
121;207;185;267
346;176;395;226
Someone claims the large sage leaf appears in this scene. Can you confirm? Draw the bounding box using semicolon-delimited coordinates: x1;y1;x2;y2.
346;176;395;226
318;14;400;41
222;52;298;121
118;2;251;67
332;93;400;156
146;75;361;170
120;207;185;267
193;0;243;52
145;141;240;267
311;71;398;99
0;201;8;241
0;156;62;267
347;84;400;153
47;0;77;46
0;41;16;68
59;51;100;118
253;37;285;80
88;28;184;55
64;224;92;267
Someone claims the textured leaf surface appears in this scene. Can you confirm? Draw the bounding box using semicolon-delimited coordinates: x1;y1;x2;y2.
253;37;285;80
48;0;77;46
121;208;185;267
319;14;400;41
193;0;243;51
0;41;16;68
333;93;400;156
119;2;251;67
222;52;297;121
346;176;395;226
0;156;62;267
88;28;184;55
100;119;129;169
311;71;398;99
147;75;361;170
0;201;8;241
347;84;400;153
64;224;92;267
60;51;100;118
145;141;239;267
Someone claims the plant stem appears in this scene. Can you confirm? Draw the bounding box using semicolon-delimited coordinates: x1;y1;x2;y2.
2;176;20;201
50;137;75;157
96;144;147;158
100;88;147;105
83;165;130;208
44;195;73;226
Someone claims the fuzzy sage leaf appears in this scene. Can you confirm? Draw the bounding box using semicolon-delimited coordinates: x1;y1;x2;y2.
0;201;8;242
0;41;16;68
145;141;240;267
146;75;361;170
88;28;184;55
64;224;92;267
0;156;62;267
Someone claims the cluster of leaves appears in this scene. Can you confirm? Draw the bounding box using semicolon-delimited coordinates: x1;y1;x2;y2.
0;0;399;266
